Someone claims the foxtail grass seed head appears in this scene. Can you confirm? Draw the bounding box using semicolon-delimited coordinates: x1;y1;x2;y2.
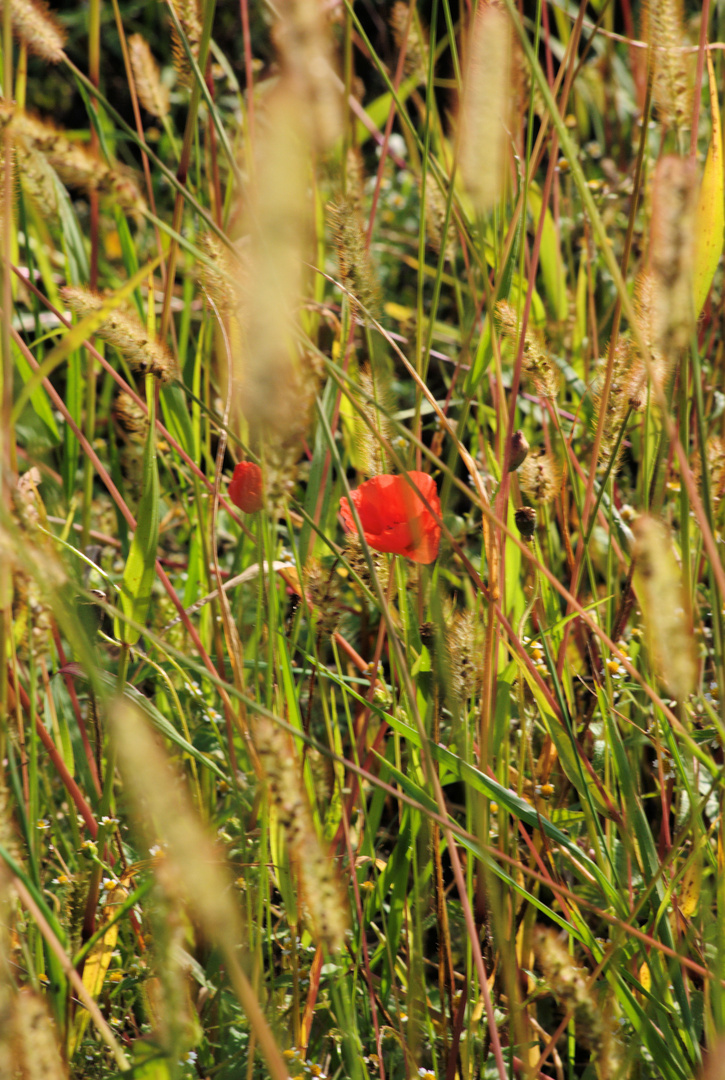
496;300;558;399
390;2;428;85
518;449;560;504
110;699;244;952
113;391;148;441
633;515;698;701
423;178;456;261
344;146;366;218
354;366;391;476
10;109;145;213
273;0;341;151
305;559;342;636
649;156;697;360
707;436;725;509
459;1;512;213
533;927;623;1077
198;232;243;316
14;140;57;216
129;35;170;119
329;196;379;320
633;271;669;386
13;991;68;1080
644;0;692;133
168;0;202;87
255;717;349;953
593;337;645;475
0;0;66;63
446;609;483;703
61;286;177;383
238;87;312;441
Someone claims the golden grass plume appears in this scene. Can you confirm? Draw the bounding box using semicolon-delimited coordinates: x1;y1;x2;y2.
1;0;65;63
458;1;513;213
61;286;177;384
632;514;698;702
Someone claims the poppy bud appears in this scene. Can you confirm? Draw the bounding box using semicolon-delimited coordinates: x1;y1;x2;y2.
508;429;529;471
228;462;263;514
515;506;536;539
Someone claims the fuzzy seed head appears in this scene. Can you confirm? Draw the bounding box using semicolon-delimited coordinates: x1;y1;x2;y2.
273;0;341;150
633;515;698;701
496;300;558;399
61;286;177;384
423;178;456;261
329;197;379;320
255;717;349;952
649;156;697;359
459;1;513;213
354;366;392;477
644;0;692;132
14;140;57;215
305;559;342;636
129;35;170;119
390;2;428;85
1;0;66;63
168;0;202;87
518;449;559;504
593;337;645;475
446;609;483;703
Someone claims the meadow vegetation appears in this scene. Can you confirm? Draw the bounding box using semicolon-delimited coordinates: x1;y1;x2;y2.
2;0;725;1078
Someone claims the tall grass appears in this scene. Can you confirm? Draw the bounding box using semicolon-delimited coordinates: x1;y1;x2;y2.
2;0;725;1078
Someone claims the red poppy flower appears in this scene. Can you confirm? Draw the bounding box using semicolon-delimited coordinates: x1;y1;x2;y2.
229;461;263;513
339;471;441;564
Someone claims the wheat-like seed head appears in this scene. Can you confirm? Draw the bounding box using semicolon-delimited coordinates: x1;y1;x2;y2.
62;286;177;384
1;0;65;63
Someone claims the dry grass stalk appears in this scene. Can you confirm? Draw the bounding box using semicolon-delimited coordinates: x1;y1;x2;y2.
649;156;697;362
61;286;177;384
0;0;65;63
459;1;513;213
633;514;698;701
129;34;170;119
255;716;349;953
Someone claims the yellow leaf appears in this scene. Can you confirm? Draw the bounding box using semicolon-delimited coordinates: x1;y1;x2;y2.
679;852;702;918
639;961;651;993
693;52;724;318
69;885;127;1059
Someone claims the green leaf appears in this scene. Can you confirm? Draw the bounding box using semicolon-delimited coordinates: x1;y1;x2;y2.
693;53;724;319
